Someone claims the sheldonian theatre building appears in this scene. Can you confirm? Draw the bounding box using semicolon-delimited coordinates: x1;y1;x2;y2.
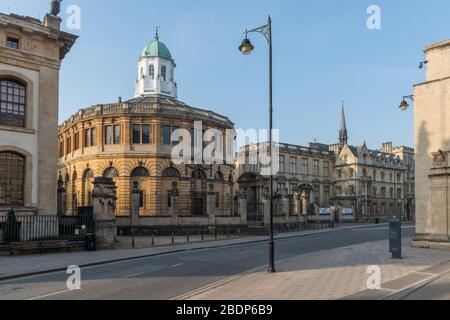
57;33;241;232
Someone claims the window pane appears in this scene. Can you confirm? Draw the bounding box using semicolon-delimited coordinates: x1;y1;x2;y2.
142;125;150;144
91;128;96;146
105;126;112;145
114;125;120;144
162;125;171;145
0;79;26;127
84;128;90;147
0;152;25;205
74;132;79;150
7;38;19;49
172;126;179;145
132;124;141;144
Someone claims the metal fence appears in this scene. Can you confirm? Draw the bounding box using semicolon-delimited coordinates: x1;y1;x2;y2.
0;212;95;244
247;202;264;226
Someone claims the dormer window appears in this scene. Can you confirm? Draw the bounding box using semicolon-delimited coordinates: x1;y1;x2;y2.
7;37;19;50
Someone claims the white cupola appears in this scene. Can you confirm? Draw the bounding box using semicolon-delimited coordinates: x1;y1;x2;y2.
134;30;178;98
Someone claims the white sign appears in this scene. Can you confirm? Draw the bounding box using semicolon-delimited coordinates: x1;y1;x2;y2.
342;208;354;215
319;208;332;215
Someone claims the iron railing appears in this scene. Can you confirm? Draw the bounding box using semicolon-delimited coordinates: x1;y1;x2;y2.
0;212;95;244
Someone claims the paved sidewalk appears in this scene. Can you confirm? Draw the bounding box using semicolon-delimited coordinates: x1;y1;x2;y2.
0;224;376;281
180;238;450;300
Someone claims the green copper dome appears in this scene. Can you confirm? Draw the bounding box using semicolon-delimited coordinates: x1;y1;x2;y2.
141;37;173;60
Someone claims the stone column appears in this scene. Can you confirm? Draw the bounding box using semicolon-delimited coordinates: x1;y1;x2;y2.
301;190;310;215
207;183;216;226
237;191;247;226
57;178;66;216
130;181;140;227
93;177;117;249
170;182;179;225
291;191;299;217
282;193;290;224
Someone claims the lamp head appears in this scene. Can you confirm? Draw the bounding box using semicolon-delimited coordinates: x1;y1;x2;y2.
239;37;254;55
399;99;410;111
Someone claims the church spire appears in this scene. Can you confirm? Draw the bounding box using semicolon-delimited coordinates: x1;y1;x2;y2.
339;101;348;147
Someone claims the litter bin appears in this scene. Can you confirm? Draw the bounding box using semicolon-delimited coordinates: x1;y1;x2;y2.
85;234;96;251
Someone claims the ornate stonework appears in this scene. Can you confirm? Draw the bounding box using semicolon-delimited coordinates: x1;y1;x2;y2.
432;150;448;168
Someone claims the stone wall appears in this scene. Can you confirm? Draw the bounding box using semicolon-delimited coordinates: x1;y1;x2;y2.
413;39;450;245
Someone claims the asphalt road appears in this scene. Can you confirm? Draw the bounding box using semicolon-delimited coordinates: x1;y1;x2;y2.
0;224;415;300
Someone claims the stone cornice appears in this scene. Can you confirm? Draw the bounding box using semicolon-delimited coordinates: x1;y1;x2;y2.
59;100;234;132
0;13;78;61
414;75;450;88
0;46;61;70
424;39;450;53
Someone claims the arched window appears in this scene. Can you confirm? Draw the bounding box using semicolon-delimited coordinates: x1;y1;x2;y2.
192;168;206;180
141;67;144;78
0;152;25;205
149;65;155;80
83;169;94;180
161;66;167;81
103;167;119;178
131;167;150;177
0;78;26;127
214;171;223;181
162;167;180;178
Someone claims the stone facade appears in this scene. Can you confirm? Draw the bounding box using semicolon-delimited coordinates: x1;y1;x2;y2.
236;108;415;225
413;39;450;247
57;35;239;230
0;12;77;216
57;98;237;228
331;142;413;221
235;142;335;225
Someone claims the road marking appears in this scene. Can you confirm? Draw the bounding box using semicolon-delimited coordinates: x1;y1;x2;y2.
170;265;266;301
123;272;147;278
171;263;184;268
28;289;80;301
171;255;298;301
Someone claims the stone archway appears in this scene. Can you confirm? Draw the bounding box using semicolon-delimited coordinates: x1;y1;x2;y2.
238;172;267;224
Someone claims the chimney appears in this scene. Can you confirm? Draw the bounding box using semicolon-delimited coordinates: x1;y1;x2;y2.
381;142;393;153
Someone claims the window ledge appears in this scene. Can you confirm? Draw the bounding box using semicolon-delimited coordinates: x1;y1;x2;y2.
0;125;35;134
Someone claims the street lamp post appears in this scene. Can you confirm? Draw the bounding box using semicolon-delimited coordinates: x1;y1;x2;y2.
239;16;276;273
398;95;415;220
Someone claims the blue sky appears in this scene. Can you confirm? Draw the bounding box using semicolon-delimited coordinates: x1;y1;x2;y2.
2;0;449;148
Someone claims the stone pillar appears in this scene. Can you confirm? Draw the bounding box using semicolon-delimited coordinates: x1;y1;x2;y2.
130;181;140;227
93;177;117;249
236;191;247;226
170;182;179;225
281;192;290;223
57;178;66;216
291;192;299;217
207;183;216;226
301;190;310;215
